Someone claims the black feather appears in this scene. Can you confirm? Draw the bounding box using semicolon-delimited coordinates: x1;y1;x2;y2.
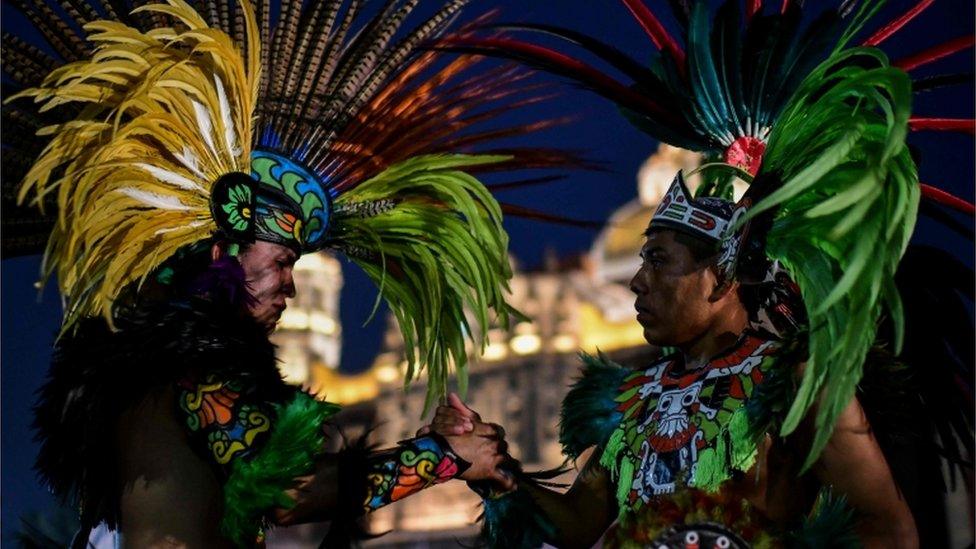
478;23;661;87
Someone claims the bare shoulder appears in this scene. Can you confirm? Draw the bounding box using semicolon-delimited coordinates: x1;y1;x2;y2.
117;386;233;548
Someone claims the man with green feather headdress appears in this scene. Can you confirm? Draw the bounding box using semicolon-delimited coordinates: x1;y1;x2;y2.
433;171;918;548
425;0;975;546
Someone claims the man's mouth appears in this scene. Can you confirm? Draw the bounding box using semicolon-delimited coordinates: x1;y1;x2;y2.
635;303;654;325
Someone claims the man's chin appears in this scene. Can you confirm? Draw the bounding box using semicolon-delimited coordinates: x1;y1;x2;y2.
258;315;280;334
641;327;670;347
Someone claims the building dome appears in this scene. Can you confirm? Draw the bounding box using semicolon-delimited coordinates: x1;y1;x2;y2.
590;144;702;284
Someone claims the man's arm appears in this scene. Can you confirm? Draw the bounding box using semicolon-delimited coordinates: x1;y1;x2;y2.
275;429;511;526
520;448;618;549
428;394;617;548
813;396;918;548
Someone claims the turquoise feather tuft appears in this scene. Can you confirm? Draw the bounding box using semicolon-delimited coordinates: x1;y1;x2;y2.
559;352;630;461
479;488;557;549
788;487;860;548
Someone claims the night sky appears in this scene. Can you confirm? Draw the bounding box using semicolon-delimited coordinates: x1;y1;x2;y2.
2;0;973;540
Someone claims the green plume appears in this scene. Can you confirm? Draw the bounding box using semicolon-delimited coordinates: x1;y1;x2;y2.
221;392;341;545
331;154;517;414
745;42;917;469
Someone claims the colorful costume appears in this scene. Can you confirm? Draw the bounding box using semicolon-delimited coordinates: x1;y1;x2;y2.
3;0;574;545
449;0;974;545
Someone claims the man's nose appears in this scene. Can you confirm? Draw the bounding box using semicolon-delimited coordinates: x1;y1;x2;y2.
629;270;645;295
283;272;296;298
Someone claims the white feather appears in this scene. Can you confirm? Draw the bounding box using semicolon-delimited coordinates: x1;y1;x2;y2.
214;75;241;158
174;147;206;179
136;163;204;191
118;187;192;210
193;98;219;159
155;220;207;235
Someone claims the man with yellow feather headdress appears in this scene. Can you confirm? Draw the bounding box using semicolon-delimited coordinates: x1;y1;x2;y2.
2;0;565;545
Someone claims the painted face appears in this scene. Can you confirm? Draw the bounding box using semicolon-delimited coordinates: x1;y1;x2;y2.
237;241;297;332
629;229;719;347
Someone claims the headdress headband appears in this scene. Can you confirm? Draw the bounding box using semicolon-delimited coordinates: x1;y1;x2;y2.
649;172;733;243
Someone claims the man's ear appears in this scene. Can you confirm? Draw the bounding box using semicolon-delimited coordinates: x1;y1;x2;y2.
708;268;738;303
210;242;223;262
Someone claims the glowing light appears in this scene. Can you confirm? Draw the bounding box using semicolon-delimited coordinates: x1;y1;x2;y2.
278;309;309;330
309;312;337;335
552;334;577;353
278;359;307;384
482;341;508;361
577;303;646;352
511;334;541;355
375;364;399;383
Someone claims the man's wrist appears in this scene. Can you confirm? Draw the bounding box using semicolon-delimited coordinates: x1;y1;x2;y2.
417;432;472;479
361;433;470;512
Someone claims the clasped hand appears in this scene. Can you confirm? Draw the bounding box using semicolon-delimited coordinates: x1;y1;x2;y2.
417;393;516;492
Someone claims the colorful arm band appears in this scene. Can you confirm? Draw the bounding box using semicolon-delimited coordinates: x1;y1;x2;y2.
177;373;276;469
362;434;470;512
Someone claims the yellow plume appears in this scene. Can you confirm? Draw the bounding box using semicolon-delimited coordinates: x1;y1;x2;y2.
10;0;261;331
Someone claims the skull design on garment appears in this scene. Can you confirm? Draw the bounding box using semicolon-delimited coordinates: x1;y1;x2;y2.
605;333;778;506
652;382;701;440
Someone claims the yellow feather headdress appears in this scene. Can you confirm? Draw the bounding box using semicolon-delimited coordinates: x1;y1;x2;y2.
11;0;258;329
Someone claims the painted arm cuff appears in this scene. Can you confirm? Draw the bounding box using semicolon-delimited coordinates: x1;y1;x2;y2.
361;433;469;513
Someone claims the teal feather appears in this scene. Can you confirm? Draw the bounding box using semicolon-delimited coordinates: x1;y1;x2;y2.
558;352;630;460
788;487;860;548
479;488;556;549
713;0;745;137
687;1;731;146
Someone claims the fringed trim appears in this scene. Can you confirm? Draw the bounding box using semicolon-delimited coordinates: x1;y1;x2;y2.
691;407;760;492
220;392;340;546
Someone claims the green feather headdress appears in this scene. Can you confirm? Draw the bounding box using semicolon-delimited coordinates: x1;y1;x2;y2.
741;42;917;467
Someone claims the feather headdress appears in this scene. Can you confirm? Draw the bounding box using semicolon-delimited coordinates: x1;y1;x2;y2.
3;0;574;410
441;0;973;467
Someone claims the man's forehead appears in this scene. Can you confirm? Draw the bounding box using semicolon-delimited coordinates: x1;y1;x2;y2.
249;241;298;261
642;229;676;248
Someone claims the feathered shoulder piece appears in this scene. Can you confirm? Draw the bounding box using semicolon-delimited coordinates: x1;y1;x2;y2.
559;352;633;461
4;0;576;409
